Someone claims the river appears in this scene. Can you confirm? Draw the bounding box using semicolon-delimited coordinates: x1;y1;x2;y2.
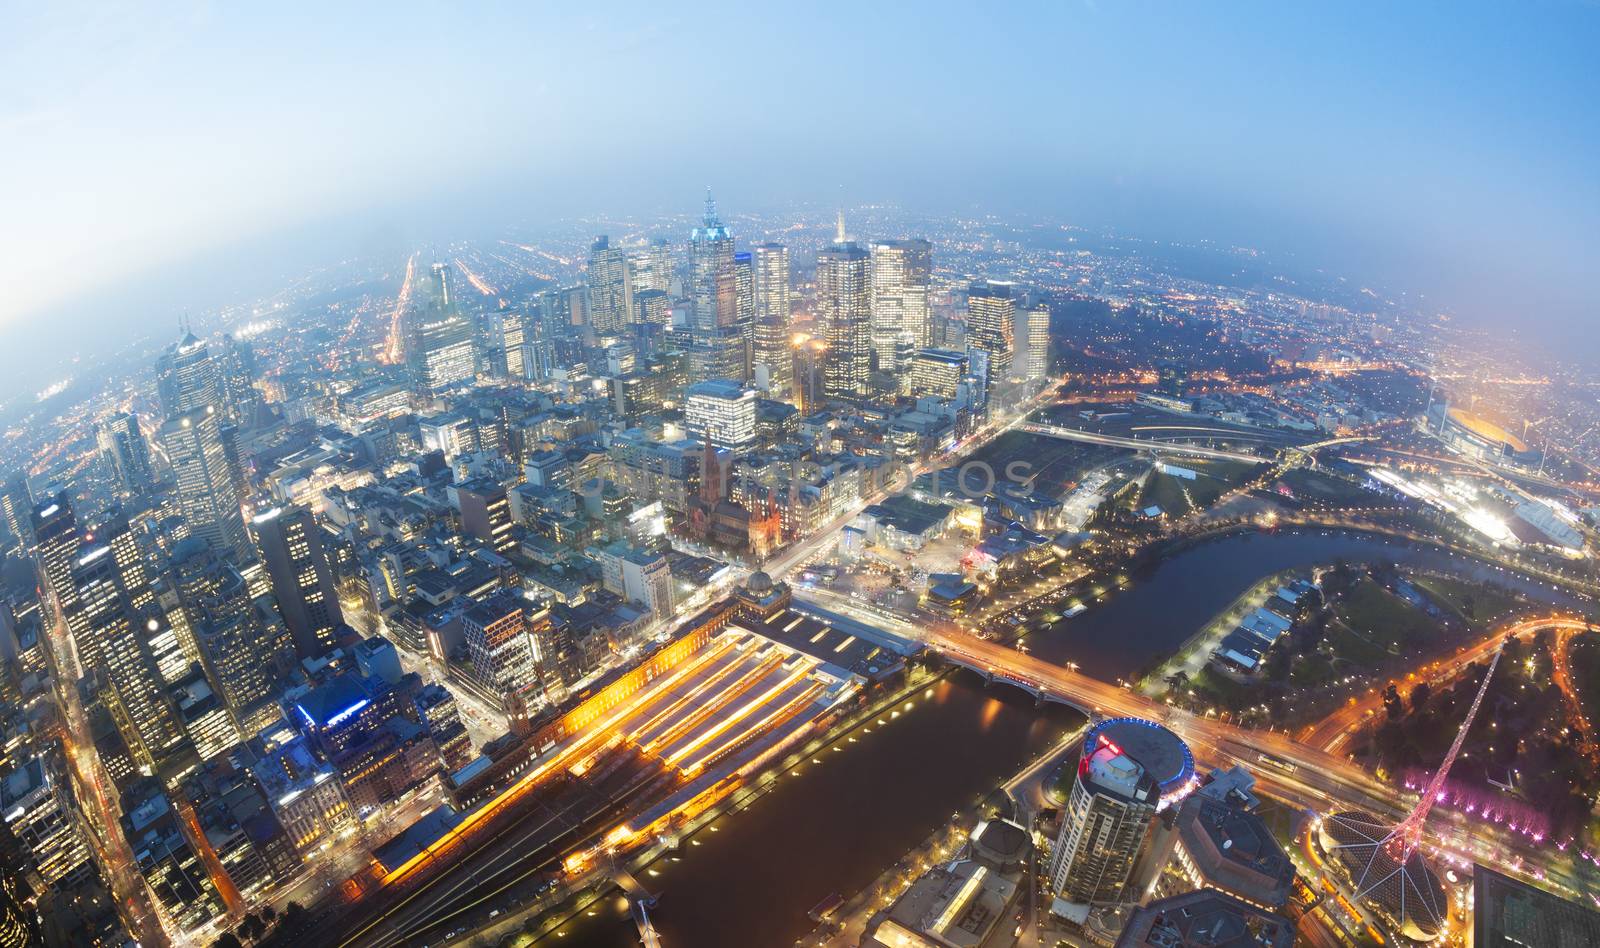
538;528;1581;947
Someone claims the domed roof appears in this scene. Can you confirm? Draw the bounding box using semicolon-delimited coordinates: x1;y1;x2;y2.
747;571;774;595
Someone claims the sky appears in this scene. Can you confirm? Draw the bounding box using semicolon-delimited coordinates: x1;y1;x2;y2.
2;1;1597;385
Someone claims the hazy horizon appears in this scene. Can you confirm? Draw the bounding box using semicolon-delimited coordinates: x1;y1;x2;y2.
4;1;1597;389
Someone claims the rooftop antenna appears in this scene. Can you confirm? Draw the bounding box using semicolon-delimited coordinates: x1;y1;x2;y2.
835;208;846;244
703;187;717;225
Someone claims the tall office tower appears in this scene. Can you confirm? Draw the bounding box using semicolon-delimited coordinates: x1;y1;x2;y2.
160;406;250;563
966;280;1017;385
97;412;155;496
1049;719;1193;909
633;288;672;328
0;474;33;554
687;327;746;385
910;348;969;399
252;506;343;659
522;315;557;381
171;538;289;731
817;218;873;398
480;309;525;380
75;546;188;772
627;240;674;296
752;243;792;324
794;336;829;415
66;511;158;675
156;330;224;419
587;236;633;337
753;316;795;399
30;492;81;630
685;380;759;451
689;190;735;333
408;262;475;395
734;248;755;327
869;238;933;373
0;748;97;891
1019;302;1051;381
216;333;259;421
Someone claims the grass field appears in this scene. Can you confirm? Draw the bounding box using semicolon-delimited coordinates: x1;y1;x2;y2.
1139;459;1264;517
1276;468;1383;508
1410;574;1524;628
1332;577;1440;666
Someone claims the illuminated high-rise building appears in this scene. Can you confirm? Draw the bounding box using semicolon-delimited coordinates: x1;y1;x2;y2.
156;331;223;419
0;474;32;555
97;411;155;496
30;492;82;634
456;479;517;555
817;215;872;398
252;506;344;659
461;592;540;704
587;235;633;337
751;243;794;398
1020;301;1051;381
628;239;674;295
910;348;968;400
408;263;475;395
966;280;1016;385
753;243;791;325
794;336;828;415
869;238;932;373
75;544;188;773
160;406;250;563
171;538;289;732
685;380;759;452
689;190;735;333
1049;719;1194;909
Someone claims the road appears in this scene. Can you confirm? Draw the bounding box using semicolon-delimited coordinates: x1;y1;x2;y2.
796;590;1597;902
1018;421;1271;464
1298;614;1592;754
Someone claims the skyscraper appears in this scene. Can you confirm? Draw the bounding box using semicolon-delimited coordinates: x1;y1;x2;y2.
75;542;188;773
98;411;155;496
0;474;33;555
1049;719;1194;910
909;348;968;400
587;235;633;337
751;243;794;398
966;280;1017;385
156;331;223;419
689;191;735;333
160;406;250;563
627;239;674;296
252;506;344;659
817;216;872;398
171;537;289;732
752;243;792;325
408;263;475;395
685;380;759;451
1020;301;1051;381
30;492;81;632
869;238;933;374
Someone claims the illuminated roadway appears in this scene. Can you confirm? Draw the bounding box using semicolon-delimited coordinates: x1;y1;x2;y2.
1018;421;1271;464
798;590;1598;900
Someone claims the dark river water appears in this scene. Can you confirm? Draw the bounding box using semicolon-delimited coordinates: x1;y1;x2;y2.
541;528;1582;947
